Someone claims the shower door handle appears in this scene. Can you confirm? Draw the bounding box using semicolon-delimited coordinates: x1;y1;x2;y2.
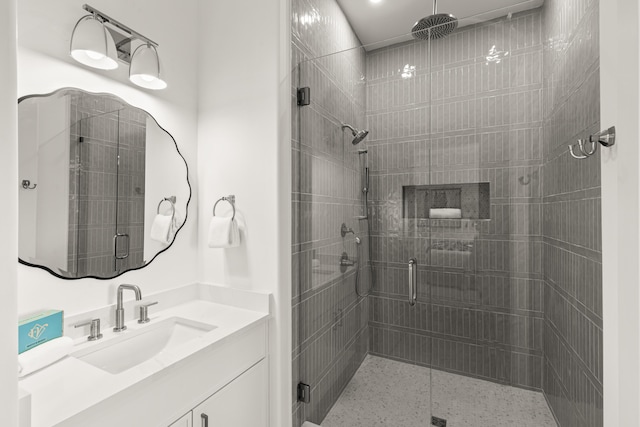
113;233;130;271
408;258;417;306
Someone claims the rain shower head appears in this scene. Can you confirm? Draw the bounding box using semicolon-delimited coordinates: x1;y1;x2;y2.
412;0;458;40
342;123;369;145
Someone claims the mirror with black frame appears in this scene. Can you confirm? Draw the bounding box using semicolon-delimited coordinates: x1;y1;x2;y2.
18;88;190;279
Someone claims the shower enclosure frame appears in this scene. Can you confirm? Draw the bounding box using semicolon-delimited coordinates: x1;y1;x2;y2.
292;2;601;425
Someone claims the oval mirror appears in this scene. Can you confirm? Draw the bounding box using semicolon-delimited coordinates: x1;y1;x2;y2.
18;88;191;279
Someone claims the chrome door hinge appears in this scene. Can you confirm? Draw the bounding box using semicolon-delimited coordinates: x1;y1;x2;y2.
297;382;311;403
297;87;310;106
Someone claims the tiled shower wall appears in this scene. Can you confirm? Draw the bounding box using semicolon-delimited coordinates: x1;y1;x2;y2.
291;0;369;425
541;0;603;425
68;93;146;277
365;10;546;390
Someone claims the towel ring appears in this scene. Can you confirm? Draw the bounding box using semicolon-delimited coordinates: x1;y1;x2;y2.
213;195;236;220
157;197;176;217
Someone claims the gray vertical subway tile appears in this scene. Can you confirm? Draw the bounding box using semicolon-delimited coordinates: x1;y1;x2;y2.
542;0;602;424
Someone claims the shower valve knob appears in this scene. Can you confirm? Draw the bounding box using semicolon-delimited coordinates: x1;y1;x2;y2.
340;252;356;267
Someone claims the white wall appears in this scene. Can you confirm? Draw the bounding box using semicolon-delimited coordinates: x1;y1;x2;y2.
17;102;38;260
0;0;18;424
601;0;640;425
195;0;292;425
16;0;200;316
33;96;69;270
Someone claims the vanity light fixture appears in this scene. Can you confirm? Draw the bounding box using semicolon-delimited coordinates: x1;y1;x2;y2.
129;44;167;90
70;4;166;90
70;13;118;70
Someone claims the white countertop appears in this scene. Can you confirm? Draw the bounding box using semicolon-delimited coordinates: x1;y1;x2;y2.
18;283;270;427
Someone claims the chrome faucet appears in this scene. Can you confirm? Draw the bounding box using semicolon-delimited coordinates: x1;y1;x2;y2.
113;284;142;332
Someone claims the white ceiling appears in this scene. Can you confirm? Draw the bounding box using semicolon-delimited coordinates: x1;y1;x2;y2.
335;0;545;50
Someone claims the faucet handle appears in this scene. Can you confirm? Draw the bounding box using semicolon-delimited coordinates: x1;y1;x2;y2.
74;318;103;341
138;302;158;324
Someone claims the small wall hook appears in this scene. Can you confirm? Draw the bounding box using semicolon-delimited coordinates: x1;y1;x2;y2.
579;138;597;156
21;180;37;190
570;126;616;160
568;143;588;159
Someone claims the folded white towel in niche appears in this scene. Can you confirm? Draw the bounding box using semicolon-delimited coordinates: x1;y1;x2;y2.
208;216;240;248
150;214;173;244
18;336;73;377
429;208;462;219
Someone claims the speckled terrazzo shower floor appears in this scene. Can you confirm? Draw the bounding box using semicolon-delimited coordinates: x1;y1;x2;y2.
321;355;557;427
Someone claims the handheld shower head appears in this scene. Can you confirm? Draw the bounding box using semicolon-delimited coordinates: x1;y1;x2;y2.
342;123;370;145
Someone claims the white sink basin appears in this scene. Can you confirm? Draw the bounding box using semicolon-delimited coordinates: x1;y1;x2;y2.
73;317;216;374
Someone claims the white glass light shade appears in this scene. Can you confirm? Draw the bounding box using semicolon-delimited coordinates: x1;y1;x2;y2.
129;44;167;90
70;16;119;70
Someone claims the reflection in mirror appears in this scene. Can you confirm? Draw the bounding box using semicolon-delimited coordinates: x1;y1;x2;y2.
18;88;190;279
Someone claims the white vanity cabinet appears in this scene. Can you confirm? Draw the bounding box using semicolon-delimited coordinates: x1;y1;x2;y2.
188;359;268;427
169;413;192;427
47;318;268;427
19;286;271;427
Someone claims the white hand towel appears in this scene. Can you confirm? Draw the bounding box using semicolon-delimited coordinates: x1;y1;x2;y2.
171;210;184;234
235;214;247;242
18;336;73;377
208;216;240;248
151;214;173;244
429;208;462;219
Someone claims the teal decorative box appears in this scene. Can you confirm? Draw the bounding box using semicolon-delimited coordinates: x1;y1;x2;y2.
18;310;64;354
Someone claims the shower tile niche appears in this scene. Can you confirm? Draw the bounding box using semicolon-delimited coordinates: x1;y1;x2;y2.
403;183;491;220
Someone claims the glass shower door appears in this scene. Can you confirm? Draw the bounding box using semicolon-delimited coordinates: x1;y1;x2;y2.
69;104;120;277
293;40;435;425
426;10;550;426
292;48;373;425
69;93;144;277
365;34;435;425
114;106;147;274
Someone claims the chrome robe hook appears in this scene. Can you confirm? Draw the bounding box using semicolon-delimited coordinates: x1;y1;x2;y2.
569;126;616;160
568;142;588;159
21;180;37;190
